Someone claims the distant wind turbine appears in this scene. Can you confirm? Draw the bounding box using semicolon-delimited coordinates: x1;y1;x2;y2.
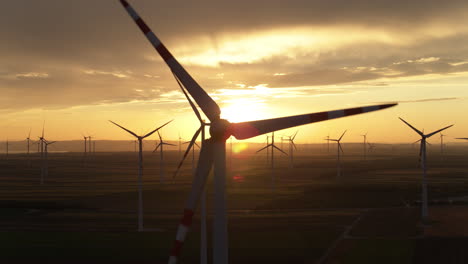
283;131;298;168
399;117;453;223
256;132;287;192
154;130;176;184
26;129;32;167
109;119;172;231
361;132;367;160
324;134;330;153
440;132;446;159
42;140;57;183
327;130;346;180
183;140;200;172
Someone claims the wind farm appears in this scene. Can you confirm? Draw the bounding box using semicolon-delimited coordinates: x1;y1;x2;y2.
2;0;468;264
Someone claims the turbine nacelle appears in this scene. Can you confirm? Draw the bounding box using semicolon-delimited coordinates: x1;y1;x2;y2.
210;119;231;141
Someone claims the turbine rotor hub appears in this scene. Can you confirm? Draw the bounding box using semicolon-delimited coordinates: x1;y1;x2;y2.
210;119;231;141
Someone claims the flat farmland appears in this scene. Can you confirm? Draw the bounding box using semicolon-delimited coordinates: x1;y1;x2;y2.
0;145;468;263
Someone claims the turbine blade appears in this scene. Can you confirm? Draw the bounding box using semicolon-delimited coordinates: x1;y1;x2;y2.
173;127;202;179
119;0;220;122
143;120;173;138
175;72;203;123
42;120;45;138
291;141;297;150
456;138;468;140
291;130;299;141
28;128;31;138
163;143;177;146
169;138;214;263
413;139;422;144
339;130;347;141
339;142;344;153
157;130;162;141
399;117;423;136
153;143;162;152
426;124;454;138
109;120;138;138
273;145;288;155
230;103;396;140
256;144;270;153
194;142;200;148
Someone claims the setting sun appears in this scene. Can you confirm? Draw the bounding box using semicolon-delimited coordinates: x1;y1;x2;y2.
220;98;268;123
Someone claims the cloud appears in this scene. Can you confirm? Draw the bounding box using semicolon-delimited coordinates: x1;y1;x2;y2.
1;0;468;112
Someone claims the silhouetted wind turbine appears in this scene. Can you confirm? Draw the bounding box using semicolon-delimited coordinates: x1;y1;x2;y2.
399;117;453;223
42;140;57;183
440;132;446;158
256;132;287;192
26;129;32;166
361;132;367;160
327;130;346;180
367;141;376;152
109;120;172;231
283;131;298;168
119;1;397;262
183;140;200;172
154;130;176;184
324;134;330;153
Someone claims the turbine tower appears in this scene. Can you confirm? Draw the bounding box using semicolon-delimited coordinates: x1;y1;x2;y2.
118;1;397;263
399;117;453;223
256;132;287;192
109;120;172;231
327;130;346;180
154;130;176;184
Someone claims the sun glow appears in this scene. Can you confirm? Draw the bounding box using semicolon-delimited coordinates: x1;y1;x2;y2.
220;98;268;123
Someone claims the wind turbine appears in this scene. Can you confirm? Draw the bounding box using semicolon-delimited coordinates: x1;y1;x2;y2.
42;140;57;183
183;140;200;172
256;132;287;192
82;134;88;166
109;120;172;231
153;130;176;184
283;131;298;168
324;134;330;153
87;134;95;157
361;132;367;160
440;132;446;158
118;1;396;262
327;130;346;180
26;129;32;166
367;141;376;153
38;122;46;183
399;117;453;223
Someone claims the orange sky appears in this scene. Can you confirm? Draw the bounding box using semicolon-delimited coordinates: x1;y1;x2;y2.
0;1;467;143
